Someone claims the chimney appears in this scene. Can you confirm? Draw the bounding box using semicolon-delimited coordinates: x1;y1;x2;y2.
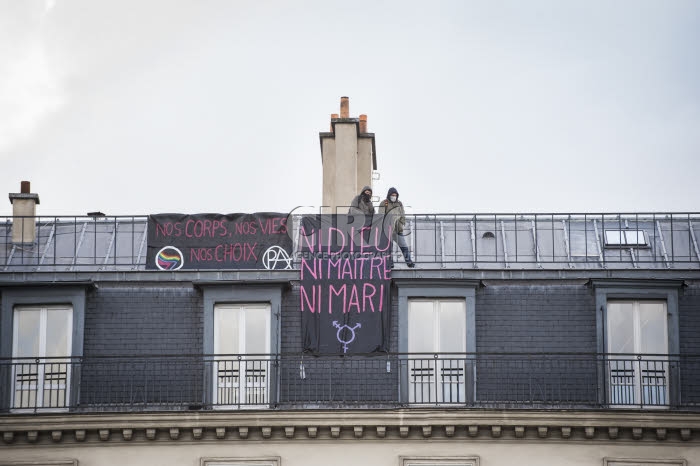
9;181;40;244
359;114;368;133
319;97;377;212
340;96;350;118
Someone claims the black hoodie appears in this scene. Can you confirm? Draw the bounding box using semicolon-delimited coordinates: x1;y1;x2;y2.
348;185;375;215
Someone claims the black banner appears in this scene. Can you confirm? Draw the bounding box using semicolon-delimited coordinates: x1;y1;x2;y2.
146;213;293;270
299;214;393;354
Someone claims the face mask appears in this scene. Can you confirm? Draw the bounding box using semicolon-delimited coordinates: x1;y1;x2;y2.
362;193;371;201
390;195;397;202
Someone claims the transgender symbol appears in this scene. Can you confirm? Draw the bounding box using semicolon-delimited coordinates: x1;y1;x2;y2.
262;246;293;270
332;321;362;353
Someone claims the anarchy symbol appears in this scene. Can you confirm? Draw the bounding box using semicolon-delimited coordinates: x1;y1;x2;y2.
262;246;293;270
332;320;362;353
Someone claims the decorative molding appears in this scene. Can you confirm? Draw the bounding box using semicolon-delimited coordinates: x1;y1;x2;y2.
589;279;686;289
393;278;481;289
0;409;698;446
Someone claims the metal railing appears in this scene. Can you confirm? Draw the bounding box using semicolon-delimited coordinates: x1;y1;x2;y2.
403;212;700;268
1;353;698;413
1;216;148;271
3;213;700;270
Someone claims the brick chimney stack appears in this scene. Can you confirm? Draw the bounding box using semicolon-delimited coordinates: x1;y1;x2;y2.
9;180;40;244
319;97;377;212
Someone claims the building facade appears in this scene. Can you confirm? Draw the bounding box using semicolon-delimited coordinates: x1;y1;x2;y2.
1;103;699;466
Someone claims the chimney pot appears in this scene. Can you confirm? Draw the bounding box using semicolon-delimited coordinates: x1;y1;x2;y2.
359;114;368;133
21;181;30;193
340;96;349;118
330;114;339;132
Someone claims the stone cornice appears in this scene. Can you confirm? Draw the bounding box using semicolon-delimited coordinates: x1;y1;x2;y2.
1;409;699;445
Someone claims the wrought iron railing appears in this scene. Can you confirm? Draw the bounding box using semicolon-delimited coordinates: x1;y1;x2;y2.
1;353;698;413
2;213;700;270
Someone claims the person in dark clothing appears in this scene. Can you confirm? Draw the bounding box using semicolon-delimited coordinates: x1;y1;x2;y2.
379;187;415;267
349;186;375;215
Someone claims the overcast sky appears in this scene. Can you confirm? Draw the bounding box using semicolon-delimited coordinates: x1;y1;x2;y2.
1;0;699;216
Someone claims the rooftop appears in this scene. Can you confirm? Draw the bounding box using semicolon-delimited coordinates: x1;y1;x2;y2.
2;212;700;272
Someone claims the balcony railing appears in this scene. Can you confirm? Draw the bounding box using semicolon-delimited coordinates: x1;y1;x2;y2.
2;213;700;270
1;353;698;413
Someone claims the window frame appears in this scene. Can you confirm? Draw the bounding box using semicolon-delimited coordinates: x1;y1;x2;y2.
400;456;479;466
606;299;669;408
199;283;285;409
11;305;74;412
604;229;649;247
407;298;468;404
592;279;682;408
603;458;686;466
212;302;272;408
396;279;478;406
200;458;280;466
0;285;88;413
0;461;78;466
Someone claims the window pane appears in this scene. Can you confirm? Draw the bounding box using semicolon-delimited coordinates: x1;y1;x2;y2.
408;300;435;353
14;309;41;357
244;307;269;354
639;302;667;354
45;308;71;357
215;306;240;354
607;302;634;353
438;301;466;353
604;230;624;245
624;230;646;245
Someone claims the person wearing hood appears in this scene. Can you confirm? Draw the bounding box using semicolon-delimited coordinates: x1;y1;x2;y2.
349;186;375;216
379;187;415;267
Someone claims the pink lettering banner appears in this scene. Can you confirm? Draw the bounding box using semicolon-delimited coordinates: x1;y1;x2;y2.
299;214;392;354
147;213;293;270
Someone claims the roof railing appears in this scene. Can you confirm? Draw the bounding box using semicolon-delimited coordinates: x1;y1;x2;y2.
2;213;700;271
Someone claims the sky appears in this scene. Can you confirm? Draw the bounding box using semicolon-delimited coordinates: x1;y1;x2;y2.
1;0;699;216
